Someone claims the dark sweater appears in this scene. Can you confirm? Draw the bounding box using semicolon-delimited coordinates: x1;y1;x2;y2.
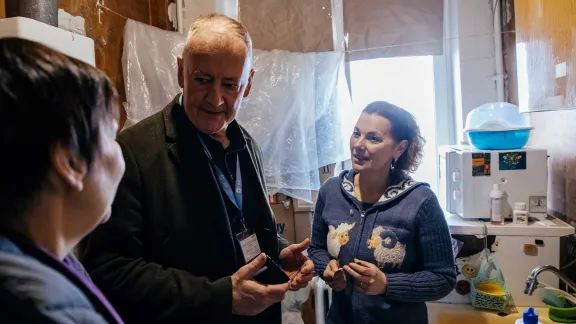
308;170;456;324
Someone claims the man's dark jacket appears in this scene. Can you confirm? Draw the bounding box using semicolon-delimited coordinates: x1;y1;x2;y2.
80;95;289;323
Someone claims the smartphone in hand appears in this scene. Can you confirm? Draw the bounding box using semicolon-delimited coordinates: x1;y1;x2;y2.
253;255;290;285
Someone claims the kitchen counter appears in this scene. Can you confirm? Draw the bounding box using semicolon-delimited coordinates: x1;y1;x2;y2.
444;212;575;236
428;302;558;323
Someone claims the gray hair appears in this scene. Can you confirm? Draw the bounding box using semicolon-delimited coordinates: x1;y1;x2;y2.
184;13;253;60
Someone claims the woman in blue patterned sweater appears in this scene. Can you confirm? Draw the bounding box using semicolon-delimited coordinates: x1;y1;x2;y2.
309;101;456;324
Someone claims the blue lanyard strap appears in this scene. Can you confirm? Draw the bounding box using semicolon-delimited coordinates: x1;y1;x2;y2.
197;135;243;220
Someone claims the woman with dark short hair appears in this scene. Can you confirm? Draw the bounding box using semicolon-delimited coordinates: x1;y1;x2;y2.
308;101;456;324
0;38;125;323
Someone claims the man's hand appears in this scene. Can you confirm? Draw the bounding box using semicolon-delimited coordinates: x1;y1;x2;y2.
231;253;290;316
279;239;315;291
344;259;387;295
323;259;346;291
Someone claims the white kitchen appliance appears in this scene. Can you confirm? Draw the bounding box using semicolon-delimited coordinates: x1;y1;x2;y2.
0;16;95;66
439;145;548;219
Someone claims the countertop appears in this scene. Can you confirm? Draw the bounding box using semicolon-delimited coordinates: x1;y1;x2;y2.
428;302;559;323
445;212;575;237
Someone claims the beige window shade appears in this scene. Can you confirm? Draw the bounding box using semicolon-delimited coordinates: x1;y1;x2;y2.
344;0;444;61
238;0;334;53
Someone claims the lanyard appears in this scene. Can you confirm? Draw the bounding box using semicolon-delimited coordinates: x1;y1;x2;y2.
197;135;244;221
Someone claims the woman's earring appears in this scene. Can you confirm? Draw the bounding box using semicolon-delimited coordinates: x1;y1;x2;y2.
391;159;397;170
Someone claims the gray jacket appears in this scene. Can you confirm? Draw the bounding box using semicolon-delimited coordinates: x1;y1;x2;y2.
0;234;117;323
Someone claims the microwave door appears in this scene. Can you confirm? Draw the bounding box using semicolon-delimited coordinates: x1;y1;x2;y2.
446;151;463;215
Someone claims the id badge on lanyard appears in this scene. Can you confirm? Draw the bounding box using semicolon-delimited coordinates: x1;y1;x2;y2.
198;135;261;263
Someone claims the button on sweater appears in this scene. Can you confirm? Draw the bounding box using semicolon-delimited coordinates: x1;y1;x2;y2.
308;170;457;324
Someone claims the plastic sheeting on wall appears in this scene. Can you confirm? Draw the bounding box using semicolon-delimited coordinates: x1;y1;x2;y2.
122;20;352;202
122;21;185;127
178;0;238;34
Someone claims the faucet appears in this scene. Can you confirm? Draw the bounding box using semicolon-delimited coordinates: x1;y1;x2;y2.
525;265;576;295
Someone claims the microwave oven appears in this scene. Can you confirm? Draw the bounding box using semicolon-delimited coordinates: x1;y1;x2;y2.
438;145;548;219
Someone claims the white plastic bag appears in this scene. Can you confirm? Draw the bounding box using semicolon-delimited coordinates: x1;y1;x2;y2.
281;283;312;324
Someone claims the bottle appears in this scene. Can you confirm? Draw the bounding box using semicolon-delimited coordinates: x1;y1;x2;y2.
490;183;505;225
515;307;542;324
513;202;529;225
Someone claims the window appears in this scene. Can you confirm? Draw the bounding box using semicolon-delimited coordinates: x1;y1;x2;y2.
343;55;454;193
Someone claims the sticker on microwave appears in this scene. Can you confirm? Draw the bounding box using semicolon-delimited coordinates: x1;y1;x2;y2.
499;152;526;170
472;153;491;177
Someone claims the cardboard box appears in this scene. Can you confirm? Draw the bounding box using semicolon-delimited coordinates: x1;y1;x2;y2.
272;203;313;245
294;211;313;243
293;191;318;212
271;203;296;243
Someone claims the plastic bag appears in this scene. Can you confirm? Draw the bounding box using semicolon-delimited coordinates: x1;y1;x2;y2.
238;49;351;201
281;282;312;324
470;254;509;311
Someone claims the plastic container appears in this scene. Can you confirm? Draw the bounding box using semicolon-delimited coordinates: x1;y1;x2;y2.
467;129;531;150
547;303;576;323
515;307;542;324
490;184;505;225
470;255;508;311
513;202;529;225
464;102;533;150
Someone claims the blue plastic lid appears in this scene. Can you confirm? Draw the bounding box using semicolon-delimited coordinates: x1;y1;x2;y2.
523;307;538;324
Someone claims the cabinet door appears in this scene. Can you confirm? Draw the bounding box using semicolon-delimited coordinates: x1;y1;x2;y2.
491;235;560;307
514;0;576;112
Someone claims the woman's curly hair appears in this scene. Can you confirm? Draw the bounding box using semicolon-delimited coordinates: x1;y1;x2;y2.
362;101;426;176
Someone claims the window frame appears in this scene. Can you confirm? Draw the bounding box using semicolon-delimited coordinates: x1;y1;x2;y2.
330;0;457;191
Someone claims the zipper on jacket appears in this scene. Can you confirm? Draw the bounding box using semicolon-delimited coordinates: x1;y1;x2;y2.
352;207;369;323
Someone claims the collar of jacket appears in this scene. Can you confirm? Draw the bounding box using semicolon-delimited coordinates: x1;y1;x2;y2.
162;94;271;206
163;95;254;162
341;169;427;207
163;94;246;149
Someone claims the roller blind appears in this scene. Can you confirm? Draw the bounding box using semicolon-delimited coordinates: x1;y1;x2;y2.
344;0;444;60
238;0;334;53
239;0;443;59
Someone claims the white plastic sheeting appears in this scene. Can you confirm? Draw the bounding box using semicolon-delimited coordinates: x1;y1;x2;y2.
122;20;352;201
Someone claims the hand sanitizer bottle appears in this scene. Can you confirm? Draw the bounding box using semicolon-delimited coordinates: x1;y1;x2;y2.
515;307;542;324
490;184;505;225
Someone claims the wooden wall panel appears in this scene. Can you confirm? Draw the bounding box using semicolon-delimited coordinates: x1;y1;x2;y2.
0;0;174;127
503;0;576;222
59;0;175;128
514;0;576;111
150;0;174;30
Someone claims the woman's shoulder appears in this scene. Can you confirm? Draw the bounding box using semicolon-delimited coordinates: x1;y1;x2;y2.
0;248;104;322
318;169;350;198
319;171;340;189
409;183;438;202
393;180;441;211
404;185;446;221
